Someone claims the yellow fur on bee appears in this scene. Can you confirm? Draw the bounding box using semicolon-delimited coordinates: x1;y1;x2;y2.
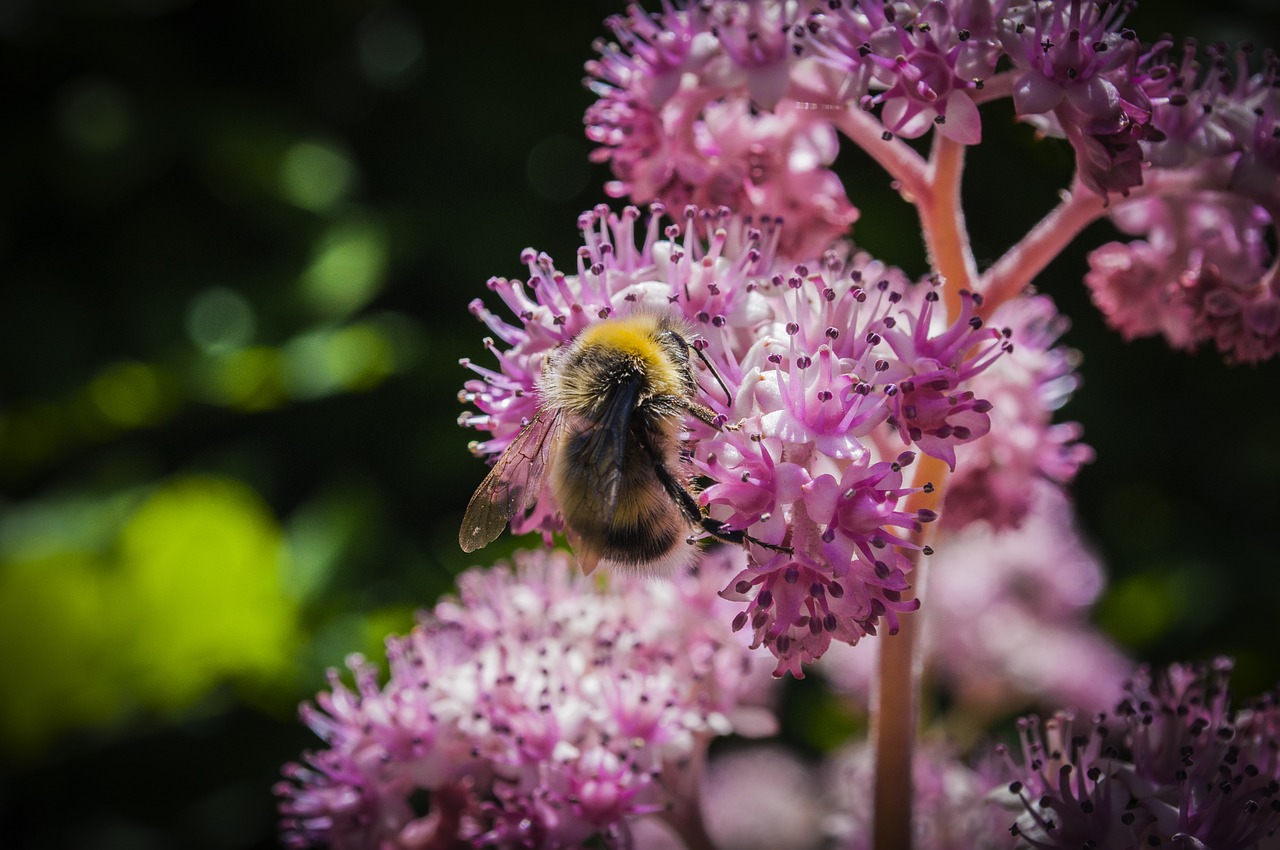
576;315;685;395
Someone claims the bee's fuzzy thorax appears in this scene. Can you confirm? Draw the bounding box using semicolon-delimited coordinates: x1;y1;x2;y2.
541;314;692;412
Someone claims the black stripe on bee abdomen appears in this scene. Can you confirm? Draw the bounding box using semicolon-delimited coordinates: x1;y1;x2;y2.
600;498;686;566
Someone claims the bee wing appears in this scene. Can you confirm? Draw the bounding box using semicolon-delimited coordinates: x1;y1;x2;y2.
459;407;564;553
558;376;640;529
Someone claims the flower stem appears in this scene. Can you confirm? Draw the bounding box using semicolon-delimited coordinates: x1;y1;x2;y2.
832;107;930;202
871;454;948;850
920;136;978;306
871;611;918;850
977;161;1239;318
871;134;969;850
977;180;1107;317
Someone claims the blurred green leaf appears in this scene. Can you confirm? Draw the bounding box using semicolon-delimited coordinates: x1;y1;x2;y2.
0;475;300;755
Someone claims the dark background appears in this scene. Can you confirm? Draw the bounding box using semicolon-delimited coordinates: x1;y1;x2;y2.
1;1;1276;848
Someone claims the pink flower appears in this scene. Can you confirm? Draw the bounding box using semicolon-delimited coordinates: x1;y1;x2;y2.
459;205;1006;673
825;738;1008;850
804;0;1006;144
276;547;770;849
999;0;1153;196
992;659;1280;849
822;484;1131;715
1086;193;1280;363
585;4;857;259
944;294;1094;531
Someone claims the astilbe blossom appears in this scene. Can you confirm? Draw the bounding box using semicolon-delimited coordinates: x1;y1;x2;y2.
1082;41;1280;363
802;0;1008;145
992;659;1280;849
943;293;1093;532
584;2;857;259
275;547;775;850
458;203;1009;675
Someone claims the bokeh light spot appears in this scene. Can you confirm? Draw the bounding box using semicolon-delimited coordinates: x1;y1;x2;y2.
186;287;255;354
1096;572;1178;647
326;324;394;391
357;9;425;89
279;139;356;212
115;476;299;711
88;361;165;428
299;218;388;318
55;77;133;155
280;322;395;399
280;331;334;400
206;347;285;411
0;476;298;753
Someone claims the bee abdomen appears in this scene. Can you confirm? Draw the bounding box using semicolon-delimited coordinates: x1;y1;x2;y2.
598;493;694;571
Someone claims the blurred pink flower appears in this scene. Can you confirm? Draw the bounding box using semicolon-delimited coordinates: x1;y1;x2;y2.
822;484;1131;714
992;659;1280;849
944;294;1093;531
825;738;1007;850
276;547;773;849
1086;193;1279;363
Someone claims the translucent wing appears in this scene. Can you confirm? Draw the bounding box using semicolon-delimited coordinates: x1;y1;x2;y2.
556;376;639;528
459;406;564;553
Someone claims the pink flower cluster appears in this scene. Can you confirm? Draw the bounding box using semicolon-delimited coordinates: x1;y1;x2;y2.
460;204;1009;675
993;659;1280;849
587;2;1280;363
945;294;1093;531
275;548;771;849
1085;42;1280;362
585;3;856;259
821;484;1131;716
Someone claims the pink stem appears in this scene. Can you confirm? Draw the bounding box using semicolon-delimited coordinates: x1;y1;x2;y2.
832;107;930;202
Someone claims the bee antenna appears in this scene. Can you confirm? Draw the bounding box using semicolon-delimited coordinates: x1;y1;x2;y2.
692;343;733;404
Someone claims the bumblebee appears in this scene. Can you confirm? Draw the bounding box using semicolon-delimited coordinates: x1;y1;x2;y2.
459;312;767;574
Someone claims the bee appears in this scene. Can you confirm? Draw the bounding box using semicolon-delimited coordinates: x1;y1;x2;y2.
459;312;778;574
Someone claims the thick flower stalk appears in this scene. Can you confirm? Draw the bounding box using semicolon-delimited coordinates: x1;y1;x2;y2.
275;547;772;850
992;659;1280;849
826;739;1010;850
459;204;1008;675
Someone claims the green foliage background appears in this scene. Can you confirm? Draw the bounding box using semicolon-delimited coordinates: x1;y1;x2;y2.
1;1;1276;847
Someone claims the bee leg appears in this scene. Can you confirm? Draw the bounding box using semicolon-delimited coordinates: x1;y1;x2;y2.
697;516;792;554
636;429;793;555
683;399;725;430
